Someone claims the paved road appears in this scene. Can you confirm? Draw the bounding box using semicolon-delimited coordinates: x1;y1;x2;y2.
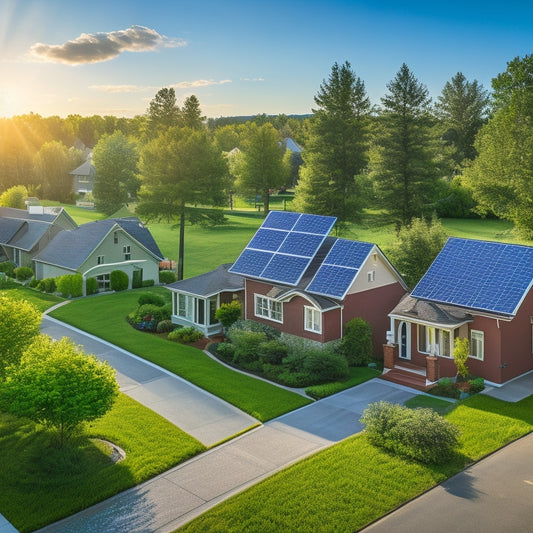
363;432;533;533
40;316;257;447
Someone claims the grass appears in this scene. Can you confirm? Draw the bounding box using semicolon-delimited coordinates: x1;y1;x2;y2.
404;394;456;415
178;394;533;532
305;366;381;399
0;394;205;533
0;280;65;312
49;288;311;421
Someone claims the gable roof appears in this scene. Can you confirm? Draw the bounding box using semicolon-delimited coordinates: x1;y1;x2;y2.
0;217;25;245
0;206;60;223
33;217;163;270
411;237;533;317
8;221;51;251
69;159;95;176
167;264;244;298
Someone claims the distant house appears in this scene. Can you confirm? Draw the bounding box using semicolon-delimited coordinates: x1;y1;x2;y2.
167;212;407;349
34;217;163;292
70;157;96;204
0;206;77;267
385;237;533;385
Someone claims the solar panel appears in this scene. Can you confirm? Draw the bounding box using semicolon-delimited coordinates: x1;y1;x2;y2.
229;211;337;286
411;238;533;315
306;239;374;299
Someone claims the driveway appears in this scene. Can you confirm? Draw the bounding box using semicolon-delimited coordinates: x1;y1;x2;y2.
40;316;257;447
363;432;533;533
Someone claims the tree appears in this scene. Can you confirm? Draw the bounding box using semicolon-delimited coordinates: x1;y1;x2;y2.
92;132;139;215
0;185;28;208
294;61;370;224
34;141;84;202
1;335;119;446
215;300;242;329
436;72;490;168
462;55;533;237
234;122;287;214
336;317;373;366
147;87;181;135
453;337;470;380
181;95;205;130
388;217;448;288
371;64;442;225
137;127;228;280
0;296;41;379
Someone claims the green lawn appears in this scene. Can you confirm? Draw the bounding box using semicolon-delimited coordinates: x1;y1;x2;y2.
49;289;311;421
0;394;205;533
305;366;381;399
179;394;533;532
0;280;65;312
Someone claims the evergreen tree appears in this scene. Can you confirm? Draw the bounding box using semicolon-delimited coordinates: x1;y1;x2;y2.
293;61;370;223
371;63;441;225
181;95;205;130
147;87;181;135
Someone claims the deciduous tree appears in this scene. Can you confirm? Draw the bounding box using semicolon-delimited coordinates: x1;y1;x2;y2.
0;185;28;208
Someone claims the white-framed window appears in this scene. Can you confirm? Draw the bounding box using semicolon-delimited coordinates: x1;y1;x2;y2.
123;245;131;261
470;330;484;360
304;306;322;334
254;294;282;323
97;255;105;265
367;270;375;282
96;273;110;290
418;325;454;357
114;231;119;244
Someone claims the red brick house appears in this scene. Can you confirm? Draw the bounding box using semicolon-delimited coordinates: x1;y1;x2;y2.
169;212;408;353
385;237;533;386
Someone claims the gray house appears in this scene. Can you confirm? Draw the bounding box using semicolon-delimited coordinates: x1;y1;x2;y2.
33;217;163;292
70;158;96;205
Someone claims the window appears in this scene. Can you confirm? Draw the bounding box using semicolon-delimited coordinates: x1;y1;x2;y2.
97;255;105;265
123;245;131;261
304;306;322;334
96;273;110;290
418;325;453;357
367;270;375;282
114;231;118;244
471;330;484;360
254;294;282;323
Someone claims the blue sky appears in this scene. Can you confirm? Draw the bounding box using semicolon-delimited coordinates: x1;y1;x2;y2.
1;0;531;118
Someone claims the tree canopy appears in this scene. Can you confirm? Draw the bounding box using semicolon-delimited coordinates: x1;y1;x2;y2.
147;87;181;135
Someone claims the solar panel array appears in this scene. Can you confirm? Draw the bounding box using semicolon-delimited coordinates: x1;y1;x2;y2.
229;211;337;286
307;239;374;299
411;237;533;316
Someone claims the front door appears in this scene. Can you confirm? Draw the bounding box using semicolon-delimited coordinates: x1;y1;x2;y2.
398;321;410;360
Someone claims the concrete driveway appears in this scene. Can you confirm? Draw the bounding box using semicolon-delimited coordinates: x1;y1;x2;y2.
40;316;257;447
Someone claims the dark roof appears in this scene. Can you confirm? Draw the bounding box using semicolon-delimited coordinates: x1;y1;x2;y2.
9;221;51;251
0;218;24;245
69;159;95;176
0;206;59;223
412;237;533;317
390;294;473;327
34;217;163;269
167;264;244;297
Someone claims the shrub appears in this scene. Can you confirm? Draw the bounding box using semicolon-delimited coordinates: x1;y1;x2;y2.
168;326;203;344
28;277;39;288
85;277;98;295
110;270;129;291
159;270;177;284
337;317;373;366
215;300;242;328
136;303;171;323
303;350;349;383
361;401;460;464
37;277;56;293
14;266;34;281
468;377;485;394
430;377;460;399
213;342;235;361
229;329;267;365
56;274;83;298
138;293;165;307
259;339;288;365
453;337;470;380
0;261;16;277
282;350;308;373
228;319;280;341
142;279;155;287
277;370;313;388
156;319;176;333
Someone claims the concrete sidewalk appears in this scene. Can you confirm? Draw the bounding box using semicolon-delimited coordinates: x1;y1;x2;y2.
37;380;417;532
482;371;533;402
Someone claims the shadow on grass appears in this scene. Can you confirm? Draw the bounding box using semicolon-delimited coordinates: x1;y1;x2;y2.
460;394;533;426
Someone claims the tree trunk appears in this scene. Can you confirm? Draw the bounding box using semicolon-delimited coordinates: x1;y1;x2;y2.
264;188;270;215
177;207;185;281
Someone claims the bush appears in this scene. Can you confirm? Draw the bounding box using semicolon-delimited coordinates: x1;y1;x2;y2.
277;370;313;388
138;293;165;307
56;274;83;298
136;303;171;323
337;317;373;366
156;319;176;333
228;319;280;341
259;339;288;365
228;329;267;365
429;377;460;399
159;270;177;284
142;279;155;287
37;277;56;293
110;270;129;291
28;277;39;288
85;277;98;295
168;326;203;344
215;300;242;328
468;377;485;394
303;350;350;383
361;401;460;464
0;261;16;277
14;266;34;281
453;337;470;380
213;342;235;361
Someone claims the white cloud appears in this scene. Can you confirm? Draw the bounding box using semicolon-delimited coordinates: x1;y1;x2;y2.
240;77;265;82
89;84;155;93
171;79;231;89
29;25;185;65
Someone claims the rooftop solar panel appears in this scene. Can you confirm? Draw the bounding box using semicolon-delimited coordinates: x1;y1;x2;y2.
278;232;325;258
306;264;359;299
230;249;273;277
411;238;533;316
323;239;374;267
261;254;312;285
247;228;288;252
262;211;300;231
293;213;336;235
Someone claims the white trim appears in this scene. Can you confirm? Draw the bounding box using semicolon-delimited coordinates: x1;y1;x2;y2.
254;294;283;323
470;329;485;361
398;321;411;360
304;305;322;334
389;313;473;330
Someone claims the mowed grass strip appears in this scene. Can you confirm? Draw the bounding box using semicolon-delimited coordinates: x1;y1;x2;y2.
179;394;533;532
49;289;311;421
0;282;65;312
0;394;205;533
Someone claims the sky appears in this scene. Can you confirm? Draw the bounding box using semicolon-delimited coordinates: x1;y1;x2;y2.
1;0;532;119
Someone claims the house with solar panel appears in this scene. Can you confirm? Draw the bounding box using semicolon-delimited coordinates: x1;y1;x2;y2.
168;211;408;349
384;237;533;386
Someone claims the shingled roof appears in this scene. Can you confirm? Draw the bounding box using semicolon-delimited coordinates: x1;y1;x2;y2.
167;263;244;297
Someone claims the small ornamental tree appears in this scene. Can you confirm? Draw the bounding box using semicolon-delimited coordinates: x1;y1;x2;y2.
0;296;42;379
1;335;119;446
110;270;129;291
337;317;373;366
215;300;242;329
56;274;83;298
453;337;470;381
